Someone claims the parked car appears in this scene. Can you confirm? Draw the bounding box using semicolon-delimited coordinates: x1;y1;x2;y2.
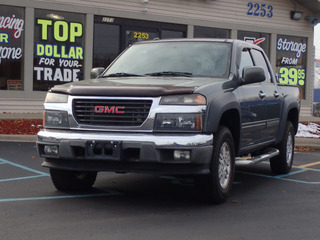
37;39;300;203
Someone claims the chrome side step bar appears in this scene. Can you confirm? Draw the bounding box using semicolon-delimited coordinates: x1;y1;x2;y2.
235;148;279;167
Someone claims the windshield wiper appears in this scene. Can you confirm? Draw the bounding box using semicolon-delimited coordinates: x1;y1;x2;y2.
102;72;144;78
145;71;193;77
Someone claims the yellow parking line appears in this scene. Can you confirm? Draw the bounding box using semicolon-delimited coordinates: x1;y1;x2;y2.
296;161;320;168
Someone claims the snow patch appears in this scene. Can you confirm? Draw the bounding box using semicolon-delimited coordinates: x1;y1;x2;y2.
296;122;320;138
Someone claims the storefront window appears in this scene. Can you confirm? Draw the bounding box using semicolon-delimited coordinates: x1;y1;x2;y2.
0;5;24;91
93;23;120;68
313;59;320;116
161;30;184;39
93;16;187;69
194;26;230;39
276;35;307;99
33;10;85;91
237;30;270;57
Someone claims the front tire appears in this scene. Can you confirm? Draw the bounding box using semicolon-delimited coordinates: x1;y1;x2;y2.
270;121;295;174
198;126;235;204
50;168;97;191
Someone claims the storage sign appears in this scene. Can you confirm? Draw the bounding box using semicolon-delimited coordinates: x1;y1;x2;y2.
276;37;307;87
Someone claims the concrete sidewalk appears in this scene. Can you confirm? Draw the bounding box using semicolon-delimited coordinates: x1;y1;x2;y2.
0;134;37;142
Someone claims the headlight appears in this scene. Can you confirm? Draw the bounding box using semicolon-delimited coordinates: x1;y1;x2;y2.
45;93;68;103
44;110;69;129
154;113;203;132
160;94;206;105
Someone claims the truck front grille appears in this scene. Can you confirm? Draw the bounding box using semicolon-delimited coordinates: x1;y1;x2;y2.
73;99;152;126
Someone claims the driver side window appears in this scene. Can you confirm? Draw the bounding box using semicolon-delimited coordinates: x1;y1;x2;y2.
238;49;254;78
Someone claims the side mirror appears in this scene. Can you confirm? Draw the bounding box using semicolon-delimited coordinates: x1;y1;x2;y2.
90;67;105;79
242;66;266;85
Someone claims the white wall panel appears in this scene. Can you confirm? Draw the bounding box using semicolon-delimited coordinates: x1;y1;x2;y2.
0;99;43;113
31;0;313;32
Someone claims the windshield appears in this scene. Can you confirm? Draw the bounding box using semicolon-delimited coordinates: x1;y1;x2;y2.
103;41;231;78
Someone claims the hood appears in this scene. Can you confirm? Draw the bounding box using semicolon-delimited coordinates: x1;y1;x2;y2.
49;76;219;97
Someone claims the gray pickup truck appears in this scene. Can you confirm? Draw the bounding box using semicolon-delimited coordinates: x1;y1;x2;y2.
37;39;300;203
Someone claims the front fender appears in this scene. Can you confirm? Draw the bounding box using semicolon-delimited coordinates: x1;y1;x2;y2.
204;92;241;133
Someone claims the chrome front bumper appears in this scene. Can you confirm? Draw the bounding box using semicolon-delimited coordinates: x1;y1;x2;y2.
37;129;213;174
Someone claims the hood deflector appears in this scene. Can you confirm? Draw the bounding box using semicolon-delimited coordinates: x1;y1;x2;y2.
50;85;195;97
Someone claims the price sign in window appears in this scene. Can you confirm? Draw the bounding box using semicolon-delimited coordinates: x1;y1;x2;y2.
276;35;307;99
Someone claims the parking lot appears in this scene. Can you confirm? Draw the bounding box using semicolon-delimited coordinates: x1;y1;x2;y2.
1;141;320;240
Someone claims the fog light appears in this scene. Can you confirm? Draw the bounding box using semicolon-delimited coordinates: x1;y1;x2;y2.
174;150;190;161
44;145;59;156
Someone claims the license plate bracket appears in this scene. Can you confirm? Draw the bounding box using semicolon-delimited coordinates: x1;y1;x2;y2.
85;141;121;160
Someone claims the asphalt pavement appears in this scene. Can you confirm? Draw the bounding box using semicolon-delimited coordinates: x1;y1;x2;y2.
0;141;320;240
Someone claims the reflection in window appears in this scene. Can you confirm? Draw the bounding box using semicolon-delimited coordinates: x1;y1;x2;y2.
161;30;184;39
239;49;254;78
251;49;271;82
237;30;270;58
104;42;231;78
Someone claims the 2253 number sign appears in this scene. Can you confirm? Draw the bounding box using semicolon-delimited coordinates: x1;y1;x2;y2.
247;2;273;18
134;32;149;40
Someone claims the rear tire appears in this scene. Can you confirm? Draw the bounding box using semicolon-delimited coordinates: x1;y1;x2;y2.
50;168;97;191
270;121;295;174
197;126;235;204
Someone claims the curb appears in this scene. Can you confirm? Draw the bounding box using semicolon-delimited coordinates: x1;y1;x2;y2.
0;135;37;142
295;137;320;150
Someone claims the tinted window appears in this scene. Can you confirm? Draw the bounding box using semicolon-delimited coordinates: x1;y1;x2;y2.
251;49;271;82
238;49;253;78
93;24;120;68
93;16;187;69
161;30;184;39
194;26;230;38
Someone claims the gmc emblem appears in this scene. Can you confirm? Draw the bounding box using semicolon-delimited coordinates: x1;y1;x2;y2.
94;106;125;114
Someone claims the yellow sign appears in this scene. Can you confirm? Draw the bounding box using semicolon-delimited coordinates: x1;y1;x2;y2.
37;19;83;42
36;44;83;60
278;67;305;86
134;32;149;40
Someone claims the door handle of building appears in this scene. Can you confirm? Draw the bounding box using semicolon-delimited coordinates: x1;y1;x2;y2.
259;91;266;99
274;91;280;98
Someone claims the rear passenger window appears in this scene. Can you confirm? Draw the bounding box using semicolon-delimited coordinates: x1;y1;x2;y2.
238;49;254;78
251;49;271;82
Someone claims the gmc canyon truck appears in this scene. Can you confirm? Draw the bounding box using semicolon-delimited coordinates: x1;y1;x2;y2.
37;39;300;203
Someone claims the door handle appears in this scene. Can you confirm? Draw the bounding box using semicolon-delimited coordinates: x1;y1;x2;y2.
259;91;266;99
274;91;280;98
